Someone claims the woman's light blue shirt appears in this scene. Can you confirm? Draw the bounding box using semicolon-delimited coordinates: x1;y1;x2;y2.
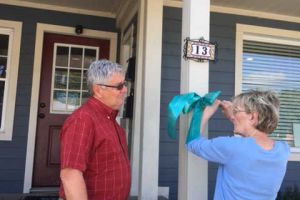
186;136;290;200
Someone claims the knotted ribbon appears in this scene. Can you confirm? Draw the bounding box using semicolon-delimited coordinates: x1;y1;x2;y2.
167;91;221;144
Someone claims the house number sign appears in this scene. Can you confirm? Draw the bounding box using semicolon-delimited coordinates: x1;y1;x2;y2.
183;37;217;62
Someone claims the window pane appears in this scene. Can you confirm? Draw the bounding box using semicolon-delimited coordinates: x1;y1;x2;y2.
0;57;7;78
52;90;66;111
0;34;9;56
56;46;69;67
82;70;88;90
67;91;80;111
243;40;300;146
54;69;67;89
84;49;97;68
82;92;89;104
70;47;82;68
69;69;81;90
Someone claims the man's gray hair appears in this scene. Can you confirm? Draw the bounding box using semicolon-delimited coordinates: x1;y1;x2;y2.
233;89;280;134
87;59;124;92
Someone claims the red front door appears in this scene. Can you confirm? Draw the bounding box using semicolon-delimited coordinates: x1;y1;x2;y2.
32;33;110;187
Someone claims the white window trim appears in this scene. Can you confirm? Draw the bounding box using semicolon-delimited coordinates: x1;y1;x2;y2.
0;20;22;141
235;23;300;161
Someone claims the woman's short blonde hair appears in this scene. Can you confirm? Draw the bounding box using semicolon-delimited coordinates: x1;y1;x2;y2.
232;90;280;134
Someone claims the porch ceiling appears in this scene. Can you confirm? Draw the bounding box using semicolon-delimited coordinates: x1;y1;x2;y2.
13;0;300;19
212;0;300;18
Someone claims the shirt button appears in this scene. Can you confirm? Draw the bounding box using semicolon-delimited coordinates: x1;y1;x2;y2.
107;116;110;119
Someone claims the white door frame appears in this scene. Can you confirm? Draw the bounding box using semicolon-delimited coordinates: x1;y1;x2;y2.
23;23;117;193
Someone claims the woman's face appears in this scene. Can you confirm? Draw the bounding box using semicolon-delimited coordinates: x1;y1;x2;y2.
232;105;255;136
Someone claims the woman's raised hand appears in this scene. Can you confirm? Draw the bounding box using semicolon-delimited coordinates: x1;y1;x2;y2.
220;100;234;122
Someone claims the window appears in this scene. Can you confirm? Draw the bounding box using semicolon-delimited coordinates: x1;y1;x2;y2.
51;43;98;114
0;20;22;141
236;24;300;160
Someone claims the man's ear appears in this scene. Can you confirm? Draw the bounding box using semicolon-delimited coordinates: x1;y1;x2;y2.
92;84;103;98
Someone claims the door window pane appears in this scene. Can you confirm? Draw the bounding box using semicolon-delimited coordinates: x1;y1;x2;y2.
82;70;88;90
53;90;66;112
67;92;80;111
55;46;69;67
84;49;97;68
70;47;83;68
69;69;81;90
82;92;89;105
54;69;67;89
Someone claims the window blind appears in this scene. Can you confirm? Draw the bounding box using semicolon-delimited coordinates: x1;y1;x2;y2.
242;40;300;146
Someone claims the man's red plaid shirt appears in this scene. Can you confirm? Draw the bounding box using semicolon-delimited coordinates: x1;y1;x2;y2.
60;97;131;200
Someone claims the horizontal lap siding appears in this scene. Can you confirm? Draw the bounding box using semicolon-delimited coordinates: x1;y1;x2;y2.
0;4;116;193
160;7;182;200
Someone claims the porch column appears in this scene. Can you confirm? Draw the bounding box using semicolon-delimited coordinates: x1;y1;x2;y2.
178;0;211;200
135;0;163;199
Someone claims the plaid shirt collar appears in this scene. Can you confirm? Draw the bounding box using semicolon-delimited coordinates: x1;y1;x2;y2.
88;96;119;120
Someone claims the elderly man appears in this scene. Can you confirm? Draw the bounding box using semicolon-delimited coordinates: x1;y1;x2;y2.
59;59;131;200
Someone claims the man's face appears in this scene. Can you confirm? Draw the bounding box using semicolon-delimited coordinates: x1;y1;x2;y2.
94;73;127;110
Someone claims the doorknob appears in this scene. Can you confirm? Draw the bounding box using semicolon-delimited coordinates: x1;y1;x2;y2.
38;113;45;118
39;102;46;108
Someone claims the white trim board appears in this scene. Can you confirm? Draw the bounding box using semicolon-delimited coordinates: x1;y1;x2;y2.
164;1;300;24
0;0;115;18
23;23;117;193
211;6;300;24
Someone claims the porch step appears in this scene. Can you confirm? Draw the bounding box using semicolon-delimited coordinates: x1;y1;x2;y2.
130;196;168;200
22;196;58;200
0;195;168;200
0;194;58;200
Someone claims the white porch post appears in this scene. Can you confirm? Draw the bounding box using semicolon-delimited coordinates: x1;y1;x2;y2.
178;0;211;200
136;0;163;199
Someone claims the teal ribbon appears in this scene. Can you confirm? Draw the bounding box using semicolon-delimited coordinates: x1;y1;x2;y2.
167;91;221;144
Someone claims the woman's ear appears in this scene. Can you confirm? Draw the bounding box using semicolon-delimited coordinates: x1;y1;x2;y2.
250;111;259;126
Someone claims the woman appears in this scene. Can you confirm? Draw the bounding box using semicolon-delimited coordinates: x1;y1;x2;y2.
186;90;290;200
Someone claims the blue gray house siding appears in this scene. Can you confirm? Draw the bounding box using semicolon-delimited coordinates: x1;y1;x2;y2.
160;6;300;200
0;4;117;193
160;7;182;200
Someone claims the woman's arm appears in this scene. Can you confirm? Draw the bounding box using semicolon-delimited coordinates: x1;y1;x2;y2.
186;99;234;164
200;99;221;133
220;100;234;122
